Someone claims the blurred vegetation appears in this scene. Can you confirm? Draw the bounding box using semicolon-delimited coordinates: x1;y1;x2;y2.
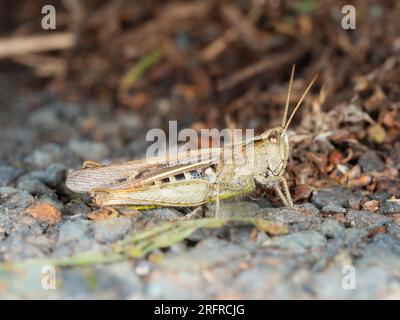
1;1;399;122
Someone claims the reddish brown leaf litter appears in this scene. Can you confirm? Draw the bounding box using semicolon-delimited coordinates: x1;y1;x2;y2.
25;203;62;224
88;206;120;221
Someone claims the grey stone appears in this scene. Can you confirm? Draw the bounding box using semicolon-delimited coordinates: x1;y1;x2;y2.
24;144;62;168
354;236;400;285
359;151;385;172
207;201;261;218
321;205;346;214
1;222;48;261
295;203;320;215
261;206;322;232
0;210;15;233
270;230;327;254
59;262;143;299
146;270;206;299
29;103;80;127
320;219;345;239
29;106;61;130
54;268;93;299
290;219;323;233
0;165;24;186
261;207;318;224
349;267;394;299
311;187;355;209
94;217;131;243
310;265;391;299
135;208;183;223
0;187;34;210
161;238;250;271
344;228;368;257
28;163;67;188
229;227;257;251
309;238;348;273
381;201;400;214
93;262;143;299
10;219;44;237
69;140;109;161
2;243;46;261
228;265;285;299
345;210;391;228
57;219;92;245
386;222;400;239
52;241;105;259
366;234;400;256
17;177;53;196
369;191;390;201
28;107;54;126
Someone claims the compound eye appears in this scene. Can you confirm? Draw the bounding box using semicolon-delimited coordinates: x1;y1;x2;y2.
268;130;279;144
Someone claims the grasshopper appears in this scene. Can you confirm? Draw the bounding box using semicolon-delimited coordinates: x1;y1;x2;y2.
66;66;317;212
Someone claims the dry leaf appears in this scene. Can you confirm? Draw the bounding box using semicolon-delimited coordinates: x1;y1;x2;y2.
363;200;380;212
364;87;385;112
25;203;62;224
88;207;120;221
328;150;343;166
367;123;386;144
368;225;386;237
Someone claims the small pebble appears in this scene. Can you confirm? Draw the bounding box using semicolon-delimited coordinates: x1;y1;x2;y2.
17;177;53;196
57;219;92;245
346;210;390;229
0;165;24;186
24;144;62;168
0;187;34;210
321;205;346;214
320;219;345;239
28;163;67;188
271;230;327;254
369;191;390;201
94;217;131;243
358;151;385;172
311;187;354;209
68;140;109;161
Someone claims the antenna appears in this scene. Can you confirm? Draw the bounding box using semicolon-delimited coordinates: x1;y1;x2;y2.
282;65;296;128
283;74;318;133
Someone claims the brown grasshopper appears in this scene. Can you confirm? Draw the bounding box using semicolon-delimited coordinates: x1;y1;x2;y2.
66;66;317;212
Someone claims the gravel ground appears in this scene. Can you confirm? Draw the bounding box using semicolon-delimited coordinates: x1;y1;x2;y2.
1;84;400;300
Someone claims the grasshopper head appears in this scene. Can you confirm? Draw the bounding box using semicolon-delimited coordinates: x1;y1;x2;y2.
260;127;289;176
259;66;317;177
